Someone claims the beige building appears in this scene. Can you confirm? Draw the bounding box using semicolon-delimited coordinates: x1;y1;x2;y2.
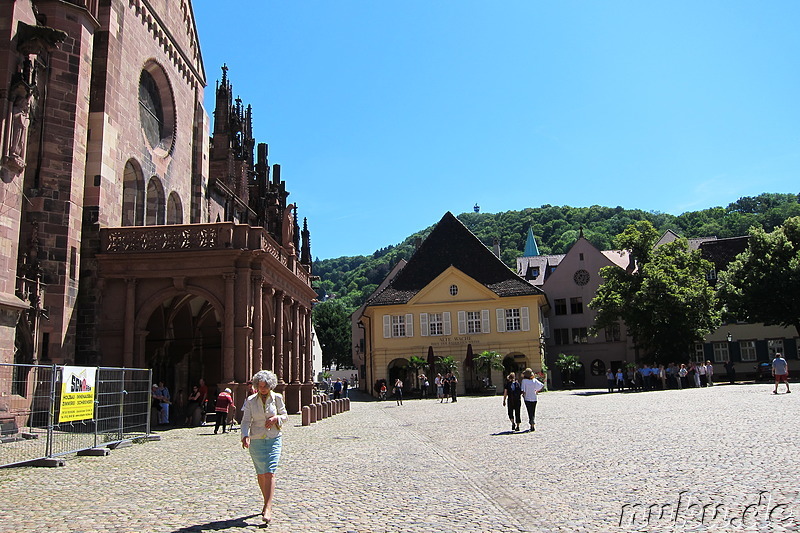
358;213;548;396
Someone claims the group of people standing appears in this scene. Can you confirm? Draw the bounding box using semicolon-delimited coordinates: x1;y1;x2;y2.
434;372;459;403
605;361;723;393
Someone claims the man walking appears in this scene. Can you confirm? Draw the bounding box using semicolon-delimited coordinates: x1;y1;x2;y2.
772;353;791;394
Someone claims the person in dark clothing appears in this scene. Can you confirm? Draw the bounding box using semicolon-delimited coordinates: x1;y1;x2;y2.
502;372;522;431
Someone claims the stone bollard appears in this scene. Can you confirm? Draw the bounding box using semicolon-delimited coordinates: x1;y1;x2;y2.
344;398;350;411
322;401;329;419
334;399;341;415
302;405;311;426
309;403;317;423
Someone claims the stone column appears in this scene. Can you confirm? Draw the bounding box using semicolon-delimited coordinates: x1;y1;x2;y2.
291;301;301;384
300;306;314;408
251;276;264;374
274;290;284;383
223;273;235;383
305;307;313;383
264;287;275;371
134;329;148;368
123;278;136;368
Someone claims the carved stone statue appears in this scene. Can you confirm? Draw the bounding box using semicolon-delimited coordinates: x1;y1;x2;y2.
282;204;296;255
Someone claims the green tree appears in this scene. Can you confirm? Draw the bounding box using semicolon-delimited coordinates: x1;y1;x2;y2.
436;355;459;376
312;300;353;368
717;216;800;337
473;350;505;387
589;221;721;364
553;353;581;389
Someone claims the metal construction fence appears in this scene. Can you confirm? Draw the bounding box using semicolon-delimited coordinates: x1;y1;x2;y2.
0;363;152;467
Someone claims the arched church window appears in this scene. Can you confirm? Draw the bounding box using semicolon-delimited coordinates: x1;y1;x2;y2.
167;192;183;224
122;160;144;226
146;176;166;225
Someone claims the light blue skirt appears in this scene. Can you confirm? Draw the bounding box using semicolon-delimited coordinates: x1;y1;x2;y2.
249;436;282;474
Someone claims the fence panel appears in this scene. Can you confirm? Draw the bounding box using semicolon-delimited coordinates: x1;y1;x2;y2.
0;364;54;467
0;364;151;467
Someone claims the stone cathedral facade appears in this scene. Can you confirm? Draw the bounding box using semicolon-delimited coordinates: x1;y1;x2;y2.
0;0;317;413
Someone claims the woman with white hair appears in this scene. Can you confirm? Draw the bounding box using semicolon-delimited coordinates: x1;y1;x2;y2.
241;370;288;524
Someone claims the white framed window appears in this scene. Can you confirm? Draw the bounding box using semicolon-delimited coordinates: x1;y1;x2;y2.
496;307;530;333
420;312;451;336
429;313;443;336
506;308;521;331
712;342;729;363
392;315;406;337
383;314;413;338
767;339;784;358
692;343;705;363
740;340;757;362
449;284;458;296
458;310;487;334
467;311;481;334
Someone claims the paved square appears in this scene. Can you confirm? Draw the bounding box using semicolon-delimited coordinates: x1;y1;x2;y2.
1;383;797;532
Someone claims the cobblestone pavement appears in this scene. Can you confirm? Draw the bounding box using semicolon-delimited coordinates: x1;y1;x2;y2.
1;383;799;533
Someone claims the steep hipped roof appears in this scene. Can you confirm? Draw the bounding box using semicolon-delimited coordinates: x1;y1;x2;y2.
367;212;543;306
699;236;750;270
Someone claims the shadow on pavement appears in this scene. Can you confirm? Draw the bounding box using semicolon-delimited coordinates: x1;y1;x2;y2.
171;514;262;532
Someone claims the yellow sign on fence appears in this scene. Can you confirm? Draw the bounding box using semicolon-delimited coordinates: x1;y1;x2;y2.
58;366;97;423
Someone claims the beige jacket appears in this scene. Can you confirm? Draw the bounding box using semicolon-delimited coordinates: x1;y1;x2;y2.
241;391;288;439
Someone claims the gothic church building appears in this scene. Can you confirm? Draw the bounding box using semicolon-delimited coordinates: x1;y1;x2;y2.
0;0;317;413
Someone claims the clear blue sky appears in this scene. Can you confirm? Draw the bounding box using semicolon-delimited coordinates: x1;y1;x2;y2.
193;1;800;260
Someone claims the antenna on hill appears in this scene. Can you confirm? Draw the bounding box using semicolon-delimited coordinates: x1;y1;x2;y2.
474;203;480;213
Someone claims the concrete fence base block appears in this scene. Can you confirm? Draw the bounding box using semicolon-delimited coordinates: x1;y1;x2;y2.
30;457;66;468
107;440;133;449
145;434;162;442
77;447;110;457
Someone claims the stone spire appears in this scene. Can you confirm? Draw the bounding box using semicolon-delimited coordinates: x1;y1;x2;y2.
523;227;540;257
300;217;311;267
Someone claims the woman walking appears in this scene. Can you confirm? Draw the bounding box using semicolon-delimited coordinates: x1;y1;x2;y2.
394;378;404;406
520;368;544;432
502;372;522;431
241;370;288;524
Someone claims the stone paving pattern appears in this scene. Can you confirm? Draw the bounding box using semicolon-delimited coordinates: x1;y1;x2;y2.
1;383;798;532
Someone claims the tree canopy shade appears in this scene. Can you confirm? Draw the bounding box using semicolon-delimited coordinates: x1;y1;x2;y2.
312;299;353;368
589;221;721;364
717;216;800;337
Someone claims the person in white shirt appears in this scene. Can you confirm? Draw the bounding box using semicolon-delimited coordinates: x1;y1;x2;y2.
705;361;714;386
241;370;288;524
520;368;545;432
772;353;790;395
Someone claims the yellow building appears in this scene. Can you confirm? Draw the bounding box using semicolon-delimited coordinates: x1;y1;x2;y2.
358;213;548;396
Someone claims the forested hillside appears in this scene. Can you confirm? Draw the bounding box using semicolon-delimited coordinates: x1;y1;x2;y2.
312;193;800;310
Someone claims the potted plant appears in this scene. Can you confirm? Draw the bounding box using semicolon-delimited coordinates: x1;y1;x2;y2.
473;350;505;395
553;353;581;390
